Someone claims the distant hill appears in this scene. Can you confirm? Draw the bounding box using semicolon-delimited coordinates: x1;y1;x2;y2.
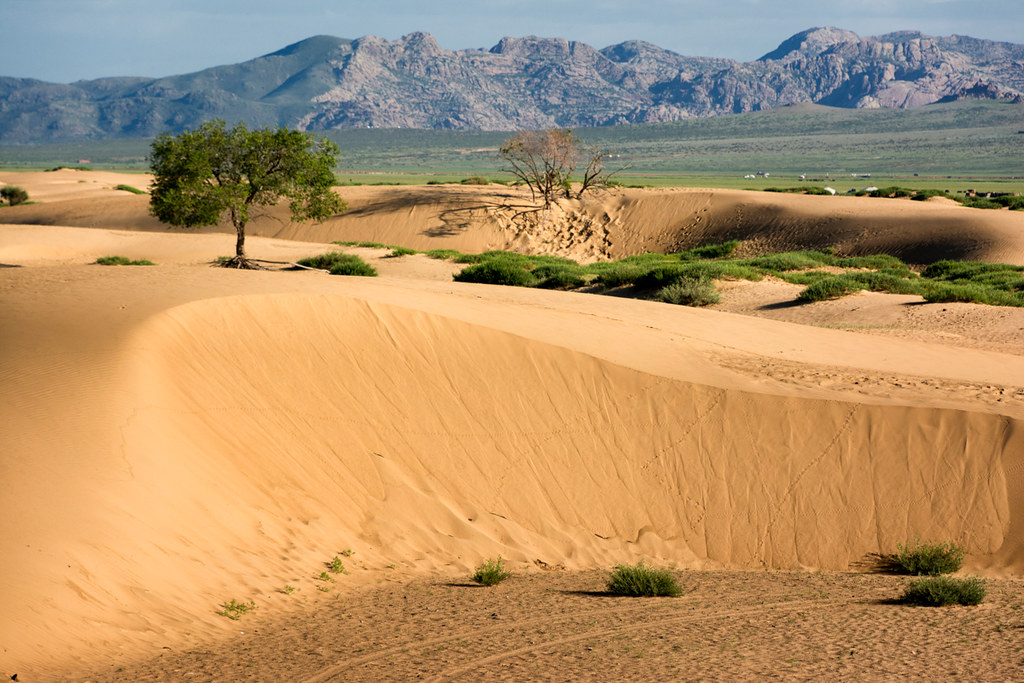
1;27;1022;144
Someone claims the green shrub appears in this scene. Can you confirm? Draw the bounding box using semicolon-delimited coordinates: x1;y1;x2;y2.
298;251;377;276
533;264;586;289
471;557;512;586
1;185;29;206
900;576;986;606
848;271;923;295
678;240;740;260
797;275;865;302
657;277;720;306
425;249;464;260
454;260;537;287
607;562;682;597
460;176;491;185
889;539;965;575
114;184;147;194
219;599;257;620
593;262;649;288
739;251;828;272
95;255;155;266
388;246;418;257
922;283;1023;307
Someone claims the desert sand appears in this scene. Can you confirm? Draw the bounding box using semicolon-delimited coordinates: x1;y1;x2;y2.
1;169;1023;680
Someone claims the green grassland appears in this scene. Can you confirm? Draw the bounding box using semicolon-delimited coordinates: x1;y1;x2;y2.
1;100;1022;193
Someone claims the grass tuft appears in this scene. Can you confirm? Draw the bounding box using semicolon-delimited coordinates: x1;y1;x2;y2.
471;557;513;586
95;255;155;266
607;562;682;597
219;599;256;620
887;539;965;575
297;251;378;277
657;277;720;306
900;576;986;606
114;184;147;194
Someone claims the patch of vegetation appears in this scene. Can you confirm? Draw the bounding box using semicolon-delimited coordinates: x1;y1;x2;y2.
460;176;491;185
425;248;464;260
797;275;866;302
95;255;156;266
900;576;986;606
607;562;682;597
657;277;720;306
297;251;378;276
114;183;147;194
280;585;298;595
471;557;513;586
332;240;389;249
887;539;966;576
398;239;1024;309
388;246;418;257
218;599;257;620
1;185;29;206
454;258;539;287
328;556;348;575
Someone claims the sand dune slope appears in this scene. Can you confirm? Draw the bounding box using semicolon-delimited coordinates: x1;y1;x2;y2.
2;269;1022;674
4;171;1024;264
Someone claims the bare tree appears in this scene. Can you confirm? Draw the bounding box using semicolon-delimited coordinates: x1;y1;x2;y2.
499;129;620;207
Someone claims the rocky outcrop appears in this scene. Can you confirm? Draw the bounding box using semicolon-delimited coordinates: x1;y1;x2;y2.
1;27;1021;142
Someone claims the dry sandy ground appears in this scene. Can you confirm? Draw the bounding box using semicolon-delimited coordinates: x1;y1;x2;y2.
2;170;1024;681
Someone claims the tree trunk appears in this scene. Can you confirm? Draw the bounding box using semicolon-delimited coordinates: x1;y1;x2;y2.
235;225;246;258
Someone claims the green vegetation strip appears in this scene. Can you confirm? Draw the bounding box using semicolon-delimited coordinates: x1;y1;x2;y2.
417;241;1024;308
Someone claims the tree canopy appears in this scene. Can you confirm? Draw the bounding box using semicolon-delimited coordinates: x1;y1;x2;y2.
149;119;345;268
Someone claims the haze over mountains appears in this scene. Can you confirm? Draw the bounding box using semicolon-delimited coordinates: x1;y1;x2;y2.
1;27;1022;144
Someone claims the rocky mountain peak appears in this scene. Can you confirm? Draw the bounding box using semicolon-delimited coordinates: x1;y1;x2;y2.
759;26;862;61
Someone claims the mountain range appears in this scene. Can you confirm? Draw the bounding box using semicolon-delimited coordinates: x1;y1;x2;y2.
1;27;1022;144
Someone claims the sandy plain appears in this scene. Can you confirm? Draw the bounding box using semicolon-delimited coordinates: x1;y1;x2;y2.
1;169;1023;681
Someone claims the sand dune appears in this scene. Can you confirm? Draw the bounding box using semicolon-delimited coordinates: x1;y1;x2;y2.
2;171;1024;678
4;169;1024;264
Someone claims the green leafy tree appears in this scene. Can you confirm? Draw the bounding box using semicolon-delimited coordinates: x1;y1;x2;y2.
1;185;29;206
149;119;345;268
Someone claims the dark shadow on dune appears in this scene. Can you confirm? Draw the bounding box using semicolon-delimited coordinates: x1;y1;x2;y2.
758;299;806;311
559;590;619;598
439;581;488;589
0;263;22;268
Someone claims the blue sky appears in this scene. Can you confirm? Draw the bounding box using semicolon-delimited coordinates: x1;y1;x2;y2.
2;0;1021;83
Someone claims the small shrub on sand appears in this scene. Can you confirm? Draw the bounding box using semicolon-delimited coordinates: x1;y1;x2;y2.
328;556;348;574
900;576;986;606
797;275;865;302
533;264;586;289
657;277;720;306
607;562;682;597
218;599;256;620
425;248;463;260
593;262;650;288
1;185;30;205
454;259;538;287
472;557;512;586
678;240;740;260
388;246;418;257
114;184;147;195
888;539;965;575
297;252;377;276
95;255;155;266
